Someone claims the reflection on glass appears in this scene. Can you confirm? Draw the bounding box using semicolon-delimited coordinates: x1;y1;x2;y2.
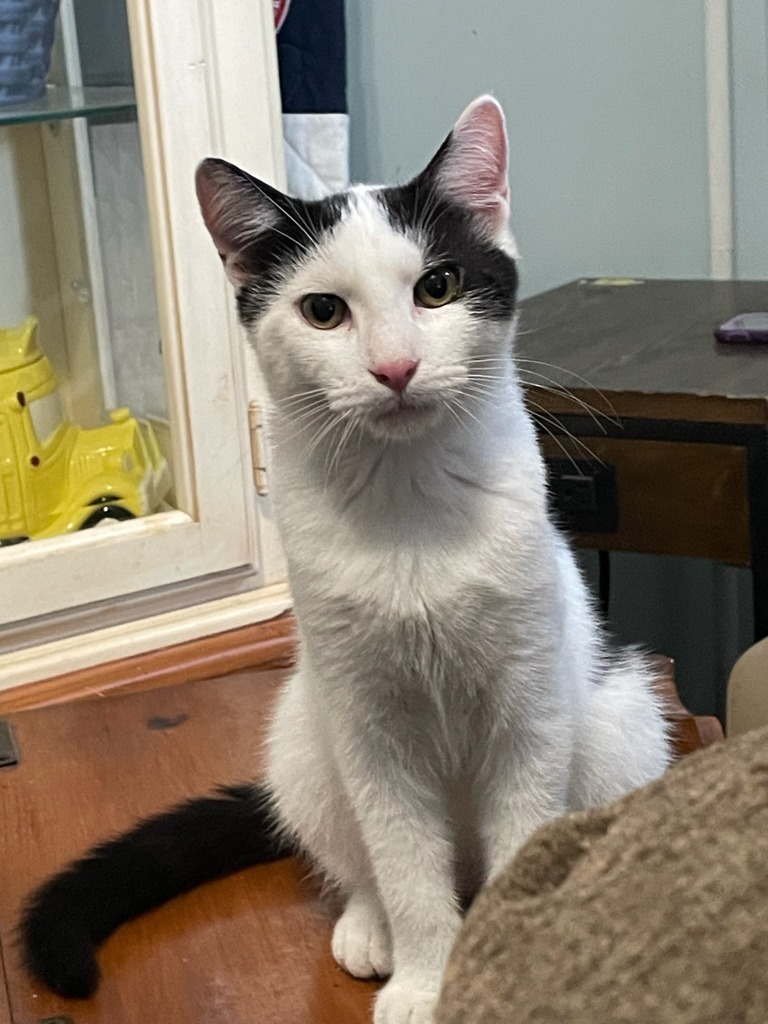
28;386;63;446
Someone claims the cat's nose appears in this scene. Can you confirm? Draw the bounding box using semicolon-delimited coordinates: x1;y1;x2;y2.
369;359;420;393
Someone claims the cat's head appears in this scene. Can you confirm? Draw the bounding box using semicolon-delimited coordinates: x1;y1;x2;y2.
196;96;518;442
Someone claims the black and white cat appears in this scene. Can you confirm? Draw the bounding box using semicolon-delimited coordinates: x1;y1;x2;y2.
21;97;670;1024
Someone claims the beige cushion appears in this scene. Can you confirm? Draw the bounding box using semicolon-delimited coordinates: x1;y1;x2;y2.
436;725;767;1024
727;636;768;736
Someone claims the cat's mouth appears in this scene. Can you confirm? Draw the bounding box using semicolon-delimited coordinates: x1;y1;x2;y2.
365;395;442;439
373;398;420;420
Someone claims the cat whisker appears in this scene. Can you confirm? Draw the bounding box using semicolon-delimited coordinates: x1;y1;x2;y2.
466;357;512;372
516;357;619;420
415;183;444;238
462;374;503;389
517;365;618;418
526;401;605;467
443;397;469;435
450;397;484;430
462;377;507;400
282;389;331;413
278;391;329;413
278;399;328;418
464;360;508;368
277;405;336;446
304;410;348;467
291;200;326;245
248;181;317;250
444;396;476;438
279;386;328;403
247;221;313;258
527;413;585;475
325;413;359;480
442;387;491;433
338;416;364;474
468;354;620;431
282;400;328;423
520;377;619;432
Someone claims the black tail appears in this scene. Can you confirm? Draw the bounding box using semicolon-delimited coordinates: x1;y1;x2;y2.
19;781;292;999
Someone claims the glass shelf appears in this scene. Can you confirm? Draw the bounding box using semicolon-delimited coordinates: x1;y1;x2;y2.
0;85;136;127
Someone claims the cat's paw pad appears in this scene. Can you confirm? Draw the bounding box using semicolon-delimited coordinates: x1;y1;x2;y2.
374;980;439;1024
332;899;392;979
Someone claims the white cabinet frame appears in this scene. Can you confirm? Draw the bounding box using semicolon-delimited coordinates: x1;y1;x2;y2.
0;0;286;637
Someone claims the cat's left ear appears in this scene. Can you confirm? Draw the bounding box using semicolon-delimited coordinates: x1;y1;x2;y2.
426;95;511;237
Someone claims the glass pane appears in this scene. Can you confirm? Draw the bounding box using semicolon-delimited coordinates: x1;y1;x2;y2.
0;0;173;547
0;85;136;126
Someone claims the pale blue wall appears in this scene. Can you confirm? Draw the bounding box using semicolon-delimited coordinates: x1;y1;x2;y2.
731;0;768;279
346;0;712;299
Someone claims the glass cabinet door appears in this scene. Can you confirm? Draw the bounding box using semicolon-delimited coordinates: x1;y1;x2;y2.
0;0;285;640
1;2;166;496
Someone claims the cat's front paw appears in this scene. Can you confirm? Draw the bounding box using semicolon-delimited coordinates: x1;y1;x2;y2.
332;894;392;979
374;978;439;1024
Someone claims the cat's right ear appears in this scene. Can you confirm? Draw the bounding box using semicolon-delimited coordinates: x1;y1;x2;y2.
195;158;283;286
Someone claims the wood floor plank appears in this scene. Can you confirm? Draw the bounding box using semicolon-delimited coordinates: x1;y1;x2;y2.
0;668;378;1024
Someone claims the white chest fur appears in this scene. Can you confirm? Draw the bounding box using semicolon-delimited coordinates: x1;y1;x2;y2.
268;398;568;709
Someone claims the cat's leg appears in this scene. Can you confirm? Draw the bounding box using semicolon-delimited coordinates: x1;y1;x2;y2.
568;652;671;809
325;715;461;1024
357;787;460;1024
265;667;392;979
478;704;573;881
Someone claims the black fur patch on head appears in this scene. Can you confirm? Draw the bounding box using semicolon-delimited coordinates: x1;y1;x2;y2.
377;172;518;321
236;192;349;324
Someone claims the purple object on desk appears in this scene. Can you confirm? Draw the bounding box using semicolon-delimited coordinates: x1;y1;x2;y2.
715;313;768;345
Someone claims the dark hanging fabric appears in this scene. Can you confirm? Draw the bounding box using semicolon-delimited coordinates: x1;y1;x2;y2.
275;0;347;115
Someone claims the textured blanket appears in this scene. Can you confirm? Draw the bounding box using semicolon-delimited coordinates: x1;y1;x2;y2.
436;726;768;1024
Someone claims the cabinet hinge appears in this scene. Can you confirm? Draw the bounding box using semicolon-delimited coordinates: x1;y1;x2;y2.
248;401;269;496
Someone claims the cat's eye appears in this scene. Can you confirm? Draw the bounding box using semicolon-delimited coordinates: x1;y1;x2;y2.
414;265;462;308
300;293;348;330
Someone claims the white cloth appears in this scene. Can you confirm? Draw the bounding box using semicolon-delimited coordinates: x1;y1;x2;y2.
282;112;349;200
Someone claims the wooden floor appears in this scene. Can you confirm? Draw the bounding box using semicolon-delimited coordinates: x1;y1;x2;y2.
0;660;722;1024
0;669;378;1024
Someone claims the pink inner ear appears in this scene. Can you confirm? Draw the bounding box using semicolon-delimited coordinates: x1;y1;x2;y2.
436;96;510;231
196;159;282;286
196;162;240;257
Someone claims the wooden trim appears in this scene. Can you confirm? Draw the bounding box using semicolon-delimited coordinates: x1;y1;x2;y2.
0;612;297;715
525;387;768;426
652;658;724;755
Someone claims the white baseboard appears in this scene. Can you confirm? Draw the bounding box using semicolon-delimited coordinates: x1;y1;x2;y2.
0;583;292;692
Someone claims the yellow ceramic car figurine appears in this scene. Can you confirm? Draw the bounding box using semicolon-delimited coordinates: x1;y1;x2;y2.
0;317;170;545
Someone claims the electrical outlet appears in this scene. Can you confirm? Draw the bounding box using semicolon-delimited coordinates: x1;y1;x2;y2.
556;473;598;513
547;458;619;533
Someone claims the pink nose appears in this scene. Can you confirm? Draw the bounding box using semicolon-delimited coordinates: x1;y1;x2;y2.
369;359;420;393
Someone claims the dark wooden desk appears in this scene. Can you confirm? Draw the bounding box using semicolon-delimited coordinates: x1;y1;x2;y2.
517;278;768;642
